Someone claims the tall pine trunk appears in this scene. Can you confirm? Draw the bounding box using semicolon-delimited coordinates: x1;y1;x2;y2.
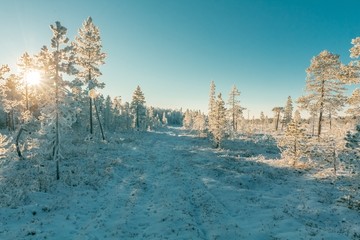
89;70;93;135
94;99;105;140
54;44;60;180
318;109;323;138
275;111;280;131
136;105;140;130
90;97;93;135
318;80;325;138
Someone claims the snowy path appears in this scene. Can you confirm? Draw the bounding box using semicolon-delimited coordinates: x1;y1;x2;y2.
1;127;360;239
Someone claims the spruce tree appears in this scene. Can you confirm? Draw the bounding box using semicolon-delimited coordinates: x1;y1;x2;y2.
183;110;193;129
278;110;307;166
211;93;227;148
193;111;207;136
344;124;360;173
283;96;293;126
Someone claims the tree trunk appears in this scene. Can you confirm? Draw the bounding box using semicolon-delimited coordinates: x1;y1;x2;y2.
54;44;60;180
16;127;25;159
318;80;325;138
89;70;93;135
275;112;280;131
90;97;93;135
136;106;140;130
293;138;297;166
94;99;105;141
312;114;315;136
318;109;323;138
25;83;29;111
232;111;235;131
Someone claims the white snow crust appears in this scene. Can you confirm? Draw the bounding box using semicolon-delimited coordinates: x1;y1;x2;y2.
0;127;359;239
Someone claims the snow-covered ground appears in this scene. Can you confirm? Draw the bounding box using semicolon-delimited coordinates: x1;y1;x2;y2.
0;127;360;239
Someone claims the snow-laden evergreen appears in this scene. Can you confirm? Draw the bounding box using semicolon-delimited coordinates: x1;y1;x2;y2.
73;17;106;136
283;96;293;127
227;85;244;132
211;93;227;148
297;50;346;137
208;81;216;135
43;21;78;179
272;107;283;131
278;110;307;166
130;86;146;130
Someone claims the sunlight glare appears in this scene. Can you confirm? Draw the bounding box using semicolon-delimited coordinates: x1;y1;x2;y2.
25;70;41;86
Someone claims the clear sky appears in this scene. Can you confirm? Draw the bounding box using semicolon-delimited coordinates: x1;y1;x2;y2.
2;0;360;117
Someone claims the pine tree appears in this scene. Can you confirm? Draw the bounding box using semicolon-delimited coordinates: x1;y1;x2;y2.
0;73;23;131
183;109;193;129
294;109;301;122
341;37;360;116
103;95;112;130
146;106;155;130
123;102;132;130
297;50;346;138
227;85;244;132
131;86;146;130
260;111;265;132
17;52;35;112
283;96;293;126
74;17;106;136
193;111;207;136
344;124;360;173
272;107;283;131
0;65;11;129
211;93;227;148
347;88;360;116
208;81;216;134
43;21;77;180
278;111;307;166
162;112;168;126
0;65;10;79
34;46;54;104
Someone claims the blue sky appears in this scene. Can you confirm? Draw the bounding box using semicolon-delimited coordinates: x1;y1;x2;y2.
2;0;360;117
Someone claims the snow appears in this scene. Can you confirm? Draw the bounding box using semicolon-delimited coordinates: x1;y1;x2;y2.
1;127;360;239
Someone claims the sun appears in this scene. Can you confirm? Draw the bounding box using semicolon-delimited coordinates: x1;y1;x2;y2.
25;70;41;86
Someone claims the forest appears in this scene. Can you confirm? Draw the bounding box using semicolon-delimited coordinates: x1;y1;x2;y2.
1;17;360;239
